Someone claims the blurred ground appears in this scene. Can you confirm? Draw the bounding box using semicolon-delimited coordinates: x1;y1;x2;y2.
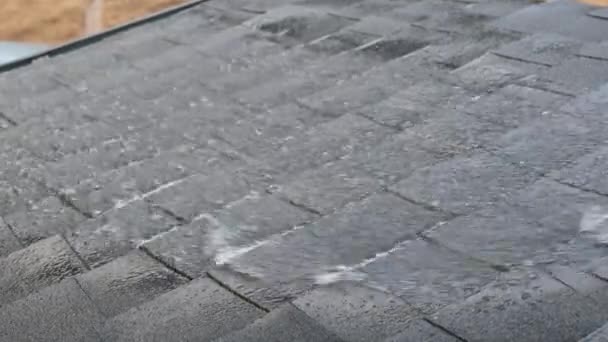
102;0;188;30
579;0;608;5
0;0;187;44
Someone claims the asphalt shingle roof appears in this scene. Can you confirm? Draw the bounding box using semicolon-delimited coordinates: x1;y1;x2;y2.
2;0;608;340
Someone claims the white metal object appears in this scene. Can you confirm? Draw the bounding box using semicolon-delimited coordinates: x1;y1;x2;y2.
0;42;48;66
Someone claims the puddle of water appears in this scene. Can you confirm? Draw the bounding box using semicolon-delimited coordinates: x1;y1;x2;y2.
0;0;188;45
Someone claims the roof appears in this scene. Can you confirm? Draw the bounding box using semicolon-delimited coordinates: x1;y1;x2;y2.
1;0;608;340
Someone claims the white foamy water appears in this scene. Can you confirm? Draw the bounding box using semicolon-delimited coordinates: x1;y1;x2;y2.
315;268;367;285
200;212;270;266
313;241;414;285
215;241;268;266
580;205;608;244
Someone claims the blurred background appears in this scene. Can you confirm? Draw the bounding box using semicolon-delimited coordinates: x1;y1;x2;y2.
0;0;187;64
0;0;187;44
0;0;607;64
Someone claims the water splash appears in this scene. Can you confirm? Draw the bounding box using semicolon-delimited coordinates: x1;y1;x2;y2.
580;205;608;244
215;241;268;266
315;270;367;285
200;213;270;266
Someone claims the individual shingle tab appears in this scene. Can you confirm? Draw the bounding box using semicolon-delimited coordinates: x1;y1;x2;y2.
492;33;582;66
293;283;419;342
0;279;104;342
0;235;86;306
101;277;264;342
217;304;345;342
431;270;608;342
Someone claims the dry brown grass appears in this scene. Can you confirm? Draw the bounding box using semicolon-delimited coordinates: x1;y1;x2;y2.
0;0;86;44
0;0;187;44
576;0;608;5
102;0;187;28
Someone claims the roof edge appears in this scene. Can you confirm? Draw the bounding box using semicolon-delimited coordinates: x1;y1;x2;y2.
0;0;208;74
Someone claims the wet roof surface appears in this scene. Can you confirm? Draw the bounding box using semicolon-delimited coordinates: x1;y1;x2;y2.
2;0;608;341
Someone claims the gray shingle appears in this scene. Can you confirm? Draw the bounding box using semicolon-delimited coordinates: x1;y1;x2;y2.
0;235;86;306
5;196;86;245
540;57;608;95
424;179;608;268
392;153;538;215
579;42;608;61
464;84;569;128
487;116;602;174
67;200;180;268
147;171;262;221
362;239;498;314
101;277;264;342
0;279;104;342
276;159;382;215
554;146;608;196
77;251;189;317
581;322;608;342
293;283;419;342
218;304;344;342
431;270;608;342
64;144;241;216
263;114;391;178
492;33;583;66
385;319;461;342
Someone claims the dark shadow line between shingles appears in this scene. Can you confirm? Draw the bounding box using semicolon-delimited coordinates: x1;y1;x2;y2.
145;199;188;224
576;53;608;63
386;188;459;219
0;112;17;126
61;234;92;271
2;218;25;249
554;178;608;200
417;233;510;273
590;272;608;285
73;277;110;320
206;270;271;313
278;196;323;216
422;317;470;342
542;266;581;293
490;51;554;67
55;191;95;219
139;244;194;281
